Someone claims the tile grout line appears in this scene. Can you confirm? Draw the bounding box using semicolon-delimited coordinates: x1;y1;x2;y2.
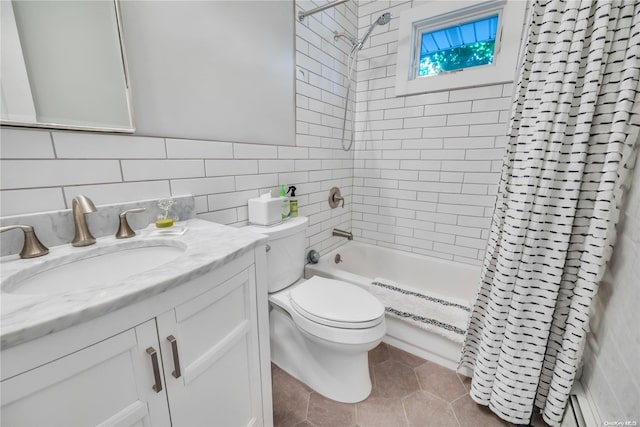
399;397;411;426
303;389;311;426
450;400;463;427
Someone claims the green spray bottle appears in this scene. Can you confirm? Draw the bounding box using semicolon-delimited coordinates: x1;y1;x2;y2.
287;186;298;217
280;184;290;220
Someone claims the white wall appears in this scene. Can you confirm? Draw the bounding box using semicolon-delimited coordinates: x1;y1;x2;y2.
120;1;295;145
352;0;523;265
0;0;358;256
582;157;640;423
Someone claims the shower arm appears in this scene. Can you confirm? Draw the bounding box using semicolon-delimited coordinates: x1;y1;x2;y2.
298;0;349;22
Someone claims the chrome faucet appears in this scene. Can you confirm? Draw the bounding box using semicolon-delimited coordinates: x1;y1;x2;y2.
71;195;97;247
0;225;49;258
332;228;353;240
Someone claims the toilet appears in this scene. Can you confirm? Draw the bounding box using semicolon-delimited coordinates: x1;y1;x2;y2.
244;216;386;403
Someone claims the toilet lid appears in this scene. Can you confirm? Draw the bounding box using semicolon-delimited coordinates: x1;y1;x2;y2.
289;276;385;328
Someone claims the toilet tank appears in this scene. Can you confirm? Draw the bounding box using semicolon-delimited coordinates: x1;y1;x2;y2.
243;216;308;293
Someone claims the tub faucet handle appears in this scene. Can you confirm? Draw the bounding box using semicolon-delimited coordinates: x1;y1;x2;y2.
328;187;345;209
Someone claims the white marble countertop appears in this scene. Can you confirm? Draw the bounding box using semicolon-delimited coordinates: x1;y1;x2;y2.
0;219;267;349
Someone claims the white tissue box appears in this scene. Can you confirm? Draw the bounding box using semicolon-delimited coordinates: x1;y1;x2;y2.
248;196;282;226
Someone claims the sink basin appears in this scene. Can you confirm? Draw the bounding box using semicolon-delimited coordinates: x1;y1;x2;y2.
3;245;185;295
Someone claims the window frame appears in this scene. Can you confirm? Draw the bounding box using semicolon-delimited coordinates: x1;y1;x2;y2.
395;0;527;96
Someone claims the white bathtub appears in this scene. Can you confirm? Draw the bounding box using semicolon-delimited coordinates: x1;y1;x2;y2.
305;241;481;370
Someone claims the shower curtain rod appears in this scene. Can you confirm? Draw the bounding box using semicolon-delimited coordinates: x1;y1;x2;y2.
298;0;349;22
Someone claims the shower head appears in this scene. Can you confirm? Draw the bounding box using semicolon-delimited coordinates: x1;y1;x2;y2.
376;12;392;25
358;12;392;49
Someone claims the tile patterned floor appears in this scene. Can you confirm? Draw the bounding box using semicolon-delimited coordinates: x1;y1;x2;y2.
272;342;550;427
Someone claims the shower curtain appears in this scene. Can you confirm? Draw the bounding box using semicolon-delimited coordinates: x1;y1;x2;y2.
459;1;640;426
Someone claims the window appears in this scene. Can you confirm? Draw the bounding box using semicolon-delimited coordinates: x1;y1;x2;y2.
395;0;526;96
417;15;499;77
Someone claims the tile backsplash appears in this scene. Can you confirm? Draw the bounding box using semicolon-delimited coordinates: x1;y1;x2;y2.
0;195;194;256
0;128;354;256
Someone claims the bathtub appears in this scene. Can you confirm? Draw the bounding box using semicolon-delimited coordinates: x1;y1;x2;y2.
305;241;481;371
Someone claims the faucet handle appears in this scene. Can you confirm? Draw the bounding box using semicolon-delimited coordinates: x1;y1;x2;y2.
116;208;146;239
0;225;49;258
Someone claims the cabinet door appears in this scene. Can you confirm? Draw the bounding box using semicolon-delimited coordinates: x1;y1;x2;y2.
157;267;263;427
1;320;170;427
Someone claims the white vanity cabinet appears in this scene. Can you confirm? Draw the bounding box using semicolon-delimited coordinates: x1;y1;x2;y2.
156;267;263;427
1;248;272;427
1;319;171;427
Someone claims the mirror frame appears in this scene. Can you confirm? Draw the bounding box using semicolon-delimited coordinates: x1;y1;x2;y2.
1;0;135;133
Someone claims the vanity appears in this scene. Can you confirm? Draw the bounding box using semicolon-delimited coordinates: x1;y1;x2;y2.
0;218;272;427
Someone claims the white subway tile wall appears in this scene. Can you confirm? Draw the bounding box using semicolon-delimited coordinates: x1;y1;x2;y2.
352;0;518;264
53;133;166;159
0;0;358;255
582;162;640;423
0;128;56;158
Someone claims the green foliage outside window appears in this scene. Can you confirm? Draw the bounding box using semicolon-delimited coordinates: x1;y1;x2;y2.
418;40;496;76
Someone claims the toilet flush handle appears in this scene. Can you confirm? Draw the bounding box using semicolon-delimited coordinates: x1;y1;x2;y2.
265;244;271;252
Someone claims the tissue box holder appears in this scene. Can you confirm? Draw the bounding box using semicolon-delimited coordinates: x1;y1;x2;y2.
248;197;282;226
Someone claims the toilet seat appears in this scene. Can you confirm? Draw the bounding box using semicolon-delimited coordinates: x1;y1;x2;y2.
289;276;385;329
269;276;387;346
287;304;387;346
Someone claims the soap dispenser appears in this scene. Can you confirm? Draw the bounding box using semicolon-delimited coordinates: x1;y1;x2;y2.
280;184;290;220
287;186;298;217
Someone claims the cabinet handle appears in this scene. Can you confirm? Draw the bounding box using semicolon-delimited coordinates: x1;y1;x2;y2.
146;347;163;393
167;335;182;379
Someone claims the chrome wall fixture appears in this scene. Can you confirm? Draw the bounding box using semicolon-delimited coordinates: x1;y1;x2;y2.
328;187;345;208
298;0;392;152
337;12;392;152
332;229;353;240
298;0;349;22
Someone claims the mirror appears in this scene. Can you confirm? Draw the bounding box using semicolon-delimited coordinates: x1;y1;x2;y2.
1;0;134;132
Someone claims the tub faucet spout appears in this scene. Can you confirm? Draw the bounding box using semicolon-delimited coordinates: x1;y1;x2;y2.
332;228;353;241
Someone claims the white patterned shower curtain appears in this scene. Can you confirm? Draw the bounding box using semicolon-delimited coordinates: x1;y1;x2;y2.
459;1;640;426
